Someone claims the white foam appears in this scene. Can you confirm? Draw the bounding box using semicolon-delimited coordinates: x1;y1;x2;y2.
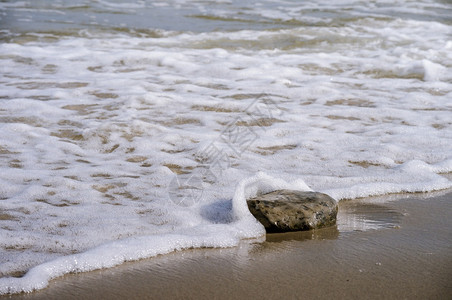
2;172;295;294
232;172;313;219
422;59;447;82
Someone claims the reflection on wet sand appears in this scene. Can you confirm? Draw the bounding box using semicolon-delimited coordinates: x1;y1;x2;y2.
266;226;339;243
337;200;403;232
266;197;404;243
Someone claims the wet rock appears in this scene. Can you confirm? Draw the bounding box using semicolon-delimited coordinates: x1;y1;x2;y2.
247;190;338;233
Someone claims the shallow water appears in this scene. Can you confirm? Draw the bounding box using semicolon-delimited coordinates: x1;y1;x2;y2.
6;191;452;300
0;0;451;294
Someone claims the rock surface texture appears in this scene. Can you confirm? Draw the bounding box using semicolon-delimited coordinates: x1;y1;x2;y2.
247;190;338;233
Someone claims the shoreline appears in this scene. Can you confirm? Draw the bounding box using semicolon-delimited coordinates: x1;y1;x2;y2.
4;189;452;299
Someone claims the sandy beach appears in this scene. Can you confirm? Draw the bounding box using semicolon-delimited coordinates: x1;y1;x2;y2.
3;190;451;300
2;1;452;298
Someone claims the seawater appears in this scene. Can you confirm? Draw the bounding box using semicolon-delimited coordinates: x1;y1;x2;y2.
0;0;451;294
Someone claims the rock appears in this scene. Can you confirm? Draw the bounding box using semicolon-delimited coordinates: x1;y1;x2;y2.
246;190;338;233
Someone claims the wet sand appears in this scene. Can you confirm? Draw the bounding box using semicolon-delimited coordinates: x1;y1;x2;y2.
4;190;452;299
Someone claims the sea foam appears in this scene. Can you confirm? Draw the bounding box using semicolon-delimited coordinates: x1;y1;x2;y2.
0;173;307;294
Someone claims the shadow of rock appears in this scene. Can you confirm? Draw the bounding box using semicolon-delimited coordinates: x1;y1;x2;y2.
200;199;233;224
